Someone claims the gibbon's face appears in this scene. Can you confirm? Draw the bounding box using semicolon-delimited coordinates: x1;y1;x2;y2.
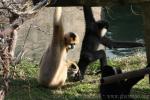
67;64;79;81
64;32;79;50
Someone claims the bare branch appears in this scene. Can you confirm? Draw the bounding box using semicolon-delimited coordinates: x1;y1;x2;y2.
0;0;37;24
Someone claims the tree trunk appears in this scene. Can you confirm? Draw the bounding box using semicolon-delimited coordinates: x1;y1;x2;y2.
142;3;150;83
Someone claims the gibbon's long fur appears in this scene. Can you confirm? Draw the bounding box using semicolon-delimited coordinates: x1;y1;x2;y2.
39;7;79;88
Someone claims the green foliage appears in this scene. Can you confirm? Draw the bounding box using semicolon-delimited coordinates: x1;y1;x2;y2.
5;54;150;100
10;59;38;79
88;60;100;74
88;53;146;74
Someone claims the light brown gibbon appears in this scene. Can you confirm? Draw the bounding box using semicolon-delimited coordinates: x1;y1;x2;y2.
39;7;79;88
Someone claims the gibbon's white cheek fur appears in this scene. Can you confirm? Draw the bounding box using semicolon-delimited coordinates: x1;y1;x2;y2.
101;28;107;37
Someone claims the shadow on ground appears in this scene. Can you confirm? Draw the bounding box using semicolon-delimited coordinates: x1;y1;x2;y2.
6;77;100;100
5;76;150;100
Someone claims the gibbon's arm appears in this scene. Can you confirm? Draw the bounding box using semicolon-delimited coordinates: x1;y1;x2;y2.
53;7;64;41
83;6;96;32
100;36;144;49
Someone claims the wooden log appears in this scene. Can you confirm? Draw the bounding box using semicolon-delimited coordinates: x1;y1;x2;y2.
101;67;150;85
47;0;150;6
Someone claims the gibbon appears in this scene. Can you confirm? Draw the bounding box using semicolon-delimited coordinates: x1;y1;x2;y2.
39;7;79;88
73;6;144;81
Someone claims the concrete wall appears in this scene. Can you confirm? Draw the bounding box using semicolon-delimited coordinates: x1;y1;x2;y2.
17;7;102;61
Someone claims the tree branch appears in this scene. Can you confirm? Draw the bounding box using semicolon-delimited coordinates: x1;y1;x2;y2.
47;0;150;6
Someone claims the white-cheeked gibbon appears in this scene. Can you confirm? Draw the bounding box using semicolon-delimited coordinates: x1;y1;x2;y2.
39;7;79;88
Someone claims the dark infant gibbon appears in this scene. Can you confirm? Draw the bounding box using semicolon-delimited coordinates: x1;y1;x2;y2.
100;65;148;100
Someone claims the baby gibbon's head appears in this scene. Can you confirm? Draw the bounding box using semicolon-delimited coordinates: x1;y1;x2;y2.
64;32;79;50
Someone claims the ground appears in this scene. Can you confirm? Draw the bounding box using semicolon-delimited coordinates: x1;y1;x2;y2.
1;53;150;100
